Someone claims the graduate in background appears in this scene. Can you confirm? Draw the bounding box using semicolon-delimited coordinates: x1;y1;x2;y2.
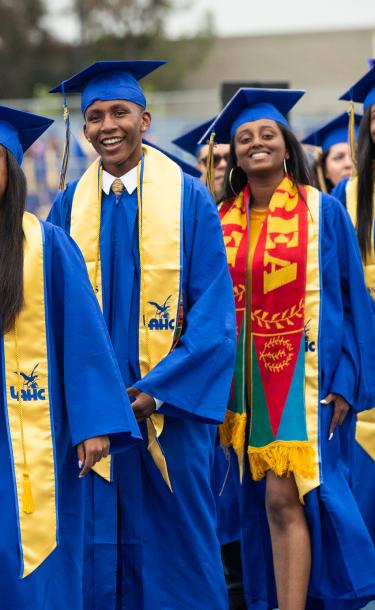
201;88;375;610
142;136;202;177
0;106;141;610
48;61;236;610
302;112;361;193
331;65;375;546
173;119;230;202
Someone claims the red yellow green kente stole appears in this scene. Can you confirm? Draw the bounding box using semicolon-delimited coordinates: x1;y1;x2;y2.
220;178;318;492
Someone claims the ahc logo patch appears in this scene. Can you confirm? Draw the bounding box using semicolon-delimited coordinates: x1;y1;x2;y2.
10;363;46;401
147;295;176;331
304;320;316;353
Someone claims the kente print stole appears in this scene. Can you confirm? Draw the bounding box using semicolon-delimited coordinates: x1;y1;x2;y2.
346;177;375;461
70;144;183;490
218;187;249;476
2;212;56;577
221;178;321;500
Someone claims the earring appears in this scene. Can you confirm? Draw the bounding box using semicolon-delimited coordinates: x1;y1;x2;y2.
229;167;240;197
283;158;288;175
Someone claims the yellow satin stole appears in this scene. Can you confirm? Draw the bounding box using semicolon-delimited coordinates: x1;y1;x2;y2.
295;186;321;501
70;144;182;489
3;212;56;577
346;178;375;459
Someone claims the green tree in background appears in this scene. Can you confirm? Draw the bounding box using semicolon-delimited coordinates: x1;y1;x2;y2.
73;0;213;90
0;0;214;98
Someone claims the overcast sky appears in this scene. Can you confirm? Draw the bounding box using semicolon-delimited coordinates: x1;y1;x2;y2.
46;0;375;42
167;0;375;37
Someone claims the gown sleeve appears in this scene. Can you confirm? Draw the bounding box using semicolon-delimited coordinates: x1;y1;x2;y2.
321;194;375;412
134;178;236;424
330;177;349;207
45;222;141;450
47;182;76;232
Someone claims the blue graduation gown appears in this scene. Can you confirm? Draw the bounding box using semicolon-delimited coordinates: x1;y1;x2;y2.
212;442;241;546
48;173;236;610
233;194;375;610
0;221;141;610
330;176;349;204
329;177;375;548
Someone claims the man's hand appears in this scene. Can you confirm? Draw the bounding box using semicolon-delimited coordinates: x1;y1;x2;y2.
127;387;156;422
77;435;110;477
321;393;351;440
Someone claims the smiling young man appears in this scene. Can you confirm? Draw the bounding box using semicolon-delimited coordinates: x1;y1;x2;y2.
48;61;235;610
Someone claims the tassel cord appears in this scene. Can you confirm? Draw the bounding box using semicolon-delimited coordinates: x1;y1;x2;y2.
58;101;71;191
93;164;103;295
348;102;357;177
14;322;35;514
205;132;216;197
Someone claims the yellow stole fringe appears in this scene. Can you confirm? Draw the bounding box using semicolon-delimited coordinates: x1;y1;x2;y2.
3;212;56;577
70;145;182;489
219;411;247;479
346;178;375;460
248;442;316;483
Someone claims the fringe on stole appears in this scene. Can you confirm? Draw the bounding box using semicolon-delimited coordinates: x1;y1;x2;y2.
248;440;316;481
219;410;247;479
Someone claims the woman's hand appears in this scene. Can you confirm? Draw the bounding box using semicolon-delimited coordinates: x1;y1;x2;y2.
127;387;156;422
77;435;110;477
321;393;351;440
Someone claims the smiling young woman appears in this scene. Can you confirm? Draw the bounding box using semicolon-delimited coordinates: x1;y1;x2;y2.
203;88;375;610
222;117;310;204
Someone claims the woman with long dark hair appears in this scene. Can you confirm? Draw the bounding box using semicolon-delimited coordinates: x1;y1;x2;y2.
334;65;375;275
331;65;375;553
302;112;361;194
203;88;375;610
0;106;140;610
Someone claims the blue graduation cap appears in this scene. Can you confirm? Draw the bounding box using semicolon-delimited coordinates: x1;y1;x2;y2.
0;105;54;165
302;112;362;153
199;88;305;144
368;59;375;68
50;60;166;113
340;64;375;109
143;138;201;178
172;118;216;157
50;60;165;189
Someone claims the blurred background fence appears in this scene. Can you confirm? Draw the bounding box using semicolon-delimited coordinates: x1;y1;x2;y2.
1;0;375;216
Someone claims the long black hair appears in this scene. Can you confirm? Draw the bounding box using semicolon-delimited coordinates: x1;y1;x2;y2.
356;107;375;260
222;121;312;201
0;148;26;333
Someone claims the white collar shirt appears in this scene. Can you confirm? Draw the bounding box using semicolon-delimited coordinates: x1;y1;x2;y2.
102;166;138;196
